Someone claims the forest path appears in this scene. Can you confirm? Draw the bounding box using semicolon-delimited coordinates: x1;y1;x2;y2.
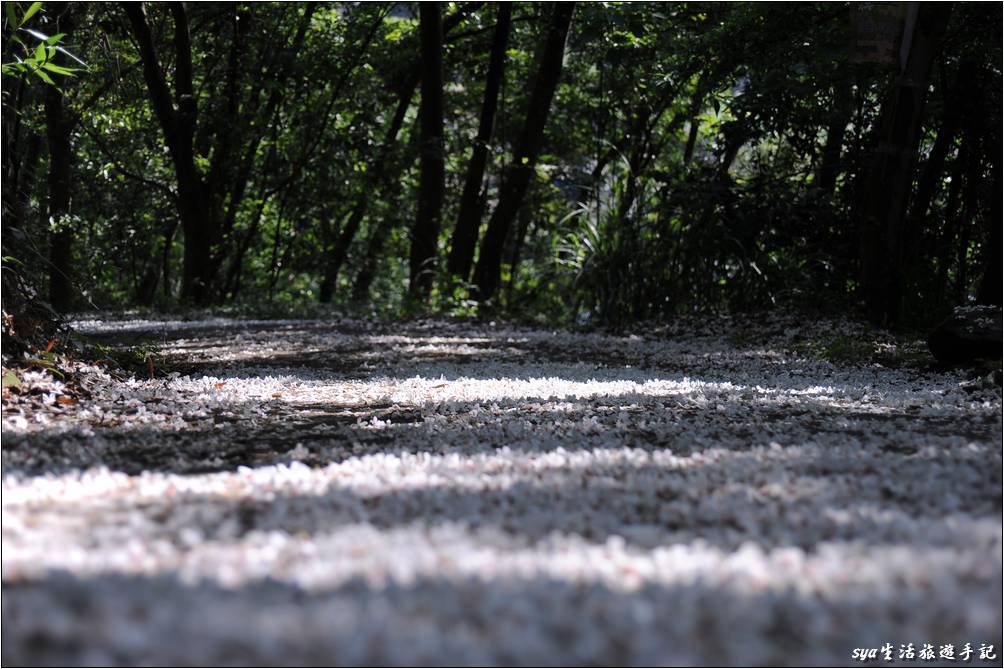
2;315;1001;666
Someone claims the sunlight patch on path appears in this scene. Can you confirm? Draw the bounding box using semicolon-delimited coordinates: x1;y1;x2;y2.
3;316;1001;665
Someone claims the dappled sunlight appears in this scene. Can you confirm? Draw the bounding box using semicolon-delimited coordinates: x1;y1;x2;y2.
4;0;999;661
4;316;1001;665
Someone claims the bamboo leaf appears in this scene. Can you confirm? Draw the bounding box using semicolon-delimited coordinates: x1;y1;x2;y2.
41;62;77;76
31;66;56;85
20;2;43;26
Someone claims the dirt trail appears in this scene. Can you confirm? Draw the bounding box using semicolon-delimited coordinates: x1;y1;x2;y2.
2;316;1001;666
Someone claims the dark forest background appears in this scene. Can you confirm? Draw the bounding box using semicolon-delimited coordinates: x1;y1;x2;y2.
2;2;1001;347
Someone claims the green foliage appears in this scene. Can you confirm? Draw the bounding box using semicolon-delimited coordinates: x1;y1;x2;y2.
2;2;84;84
2;2;999;328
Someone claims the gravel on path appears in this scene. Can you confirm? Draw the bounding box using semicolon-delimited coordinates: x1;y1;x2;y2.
2;315;1001;666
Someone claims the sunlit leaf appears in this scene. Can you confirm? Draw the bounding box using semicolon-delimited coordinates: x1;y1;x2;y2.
2;369;22;390
31;66;56;85
20;1;43;26
41;62;77;76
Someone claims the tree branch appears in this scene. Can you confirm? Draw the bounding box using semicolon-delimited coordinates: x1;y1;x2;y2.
77;120;178;202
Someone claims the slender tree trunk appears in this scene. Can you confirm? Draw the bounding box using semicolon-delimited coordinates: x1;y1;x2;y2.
222;188;270;300
124;2;216;304
408;2;446;301
316;4;478;303
317;73;419;303
209;2;318;282
682;77;710;167
682;121;700;167
351;111;425;303
506;204;532;295
135;218;177;306
857;2;952;326
901;60;972;297
2;78;42;246
318;209;356;303
976;162;1001;306
907;68;966;229
351;217;395;304
351;192;411;303
40;3;75;311
934;144;965;300
446;3;513;282
473;2;575;303
45;85;74;311
815;80;852;197
953;120;985;304
161;221;178;299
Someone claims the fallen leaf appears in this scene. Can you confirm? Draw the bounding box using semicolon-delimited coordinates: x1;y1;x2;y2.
271;392;282;398
215;382;227;390
2;369;22;391
56;395;76;405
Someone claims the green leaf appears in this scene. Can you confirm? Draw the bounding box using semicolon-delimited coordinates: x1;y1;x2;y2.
45;32;65;45
34;42;46;63
2;369;22;390
20;2;43;26
41;62;77;76
31;67;56;85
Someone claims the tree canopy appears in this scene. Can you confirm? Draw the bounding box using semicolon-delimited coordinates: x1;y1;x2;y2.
2;2;1000;340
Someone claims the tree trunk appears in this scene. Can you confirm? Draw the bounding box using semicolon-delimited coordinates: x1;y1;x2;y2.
45;84;74;312
135;221;178;307
907;66;966;229
934;142;966;301
317;72;420;303
901;59;973;299
506;204;532;296
857;2;952;327
124;2;216;304
38;3;75;312
473;2;575;303
351;207;402;304
976;162;1001;306
682;77;710;167
815;80;852;198
315;4;478;303
209;2;318;283
408;2;446;301
446;3;513;283
2;76;42;247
